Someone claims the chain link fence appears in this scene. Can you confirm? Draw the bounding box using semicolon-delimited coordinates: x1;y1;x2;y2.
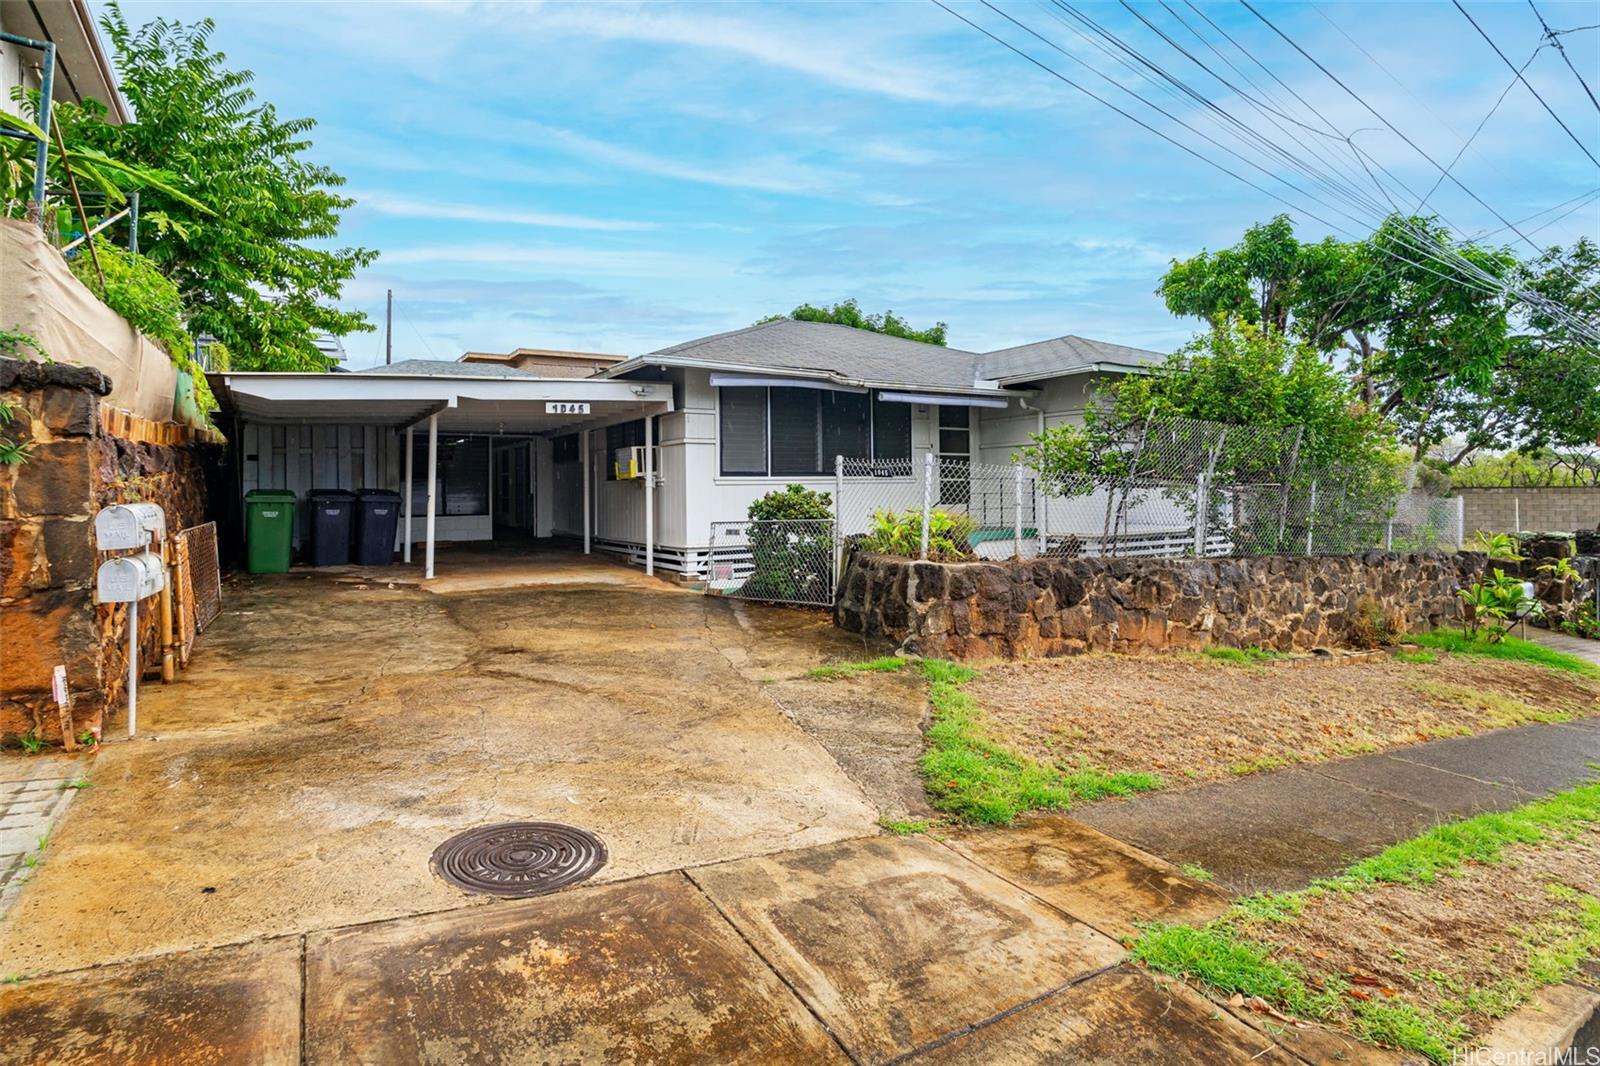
706;518;835;607
833;414;1461;564
708;415;1463;606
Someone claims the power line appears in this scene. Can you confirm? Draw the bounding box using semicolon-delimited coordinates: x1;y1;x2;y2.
940;4;1522;310
1452;0;1600;168
1528;0;1600;114
930;1;1600;342
928;0;1357;236
1418;44;1542;210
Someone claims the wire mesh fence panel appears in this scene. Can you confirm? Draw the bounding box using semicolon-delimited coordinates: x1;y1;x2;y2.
705;519;835;607
823;415;1463;566
173;521;222;666
837;456;1040;561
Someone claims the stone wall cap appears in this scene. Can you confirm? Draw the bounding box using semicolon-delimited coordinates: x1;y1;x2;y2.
0;357;113;396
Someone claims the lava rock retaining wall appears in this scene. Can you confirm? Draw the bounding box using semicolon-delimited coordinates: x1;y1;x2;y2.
1;358;220;745
835;550;1487;660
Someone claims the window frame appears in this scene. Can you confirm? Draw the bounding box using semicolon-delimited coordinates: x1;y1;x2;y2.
716;387;915;477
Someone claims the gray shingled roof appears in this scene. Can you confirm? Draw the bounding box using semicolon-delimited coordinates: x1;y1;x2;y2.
646;319;987;391
356;359;540;379
980;335;1165;384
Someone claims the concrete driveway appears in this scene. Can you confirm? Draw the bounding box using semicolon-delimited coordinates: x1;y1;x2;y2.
0;548;1365;1064
0;549;883;974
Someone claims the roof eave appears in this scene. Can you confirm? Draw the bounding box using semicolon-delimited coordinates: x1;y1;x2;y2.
606;354;1013;397
993;361;1154;387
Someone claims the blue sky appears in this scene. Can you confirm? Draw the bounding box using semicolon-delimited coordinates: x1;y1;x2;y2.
104;1;1600;367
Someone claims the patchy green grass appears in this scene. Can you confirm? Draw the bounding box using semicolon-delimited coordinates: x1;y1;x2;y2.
877;816;936;836
1132;780;1600;1062
1227;752;1302;777
1200;646;1285;667
1179;862;1215;883
806;656;909;680
1340;780;1600;887
1408;679;1576;728
917;659;1161;825
1411;629;1598;677
1393;649;1439;665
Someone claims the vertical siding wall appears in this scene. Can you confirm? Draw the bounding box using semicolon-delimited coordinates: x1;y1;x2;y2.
238;421;404;546
975;376;1099;466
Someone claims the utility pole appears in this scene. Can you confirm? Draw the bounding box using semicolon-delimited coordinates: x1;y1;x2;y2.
385;289;393;365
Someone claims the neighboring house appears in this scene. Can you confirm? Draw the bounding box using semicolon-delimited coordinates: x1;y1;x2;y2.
1;0;130;124
209;319;1163;576
461;347;625;379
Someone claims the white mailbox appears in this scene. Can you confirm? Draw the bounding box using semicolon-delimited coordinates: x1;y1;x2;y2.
94;503;167;551
96;552;166;603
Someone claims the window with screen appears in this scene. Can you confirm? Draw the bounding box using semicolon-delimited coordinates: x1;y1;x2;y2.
719;387;768;475
718;388;916;476
871;397;911;462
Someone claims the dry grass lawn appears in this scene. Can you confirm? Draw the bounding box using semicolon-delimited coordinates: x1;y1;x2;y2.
970;651;1600;783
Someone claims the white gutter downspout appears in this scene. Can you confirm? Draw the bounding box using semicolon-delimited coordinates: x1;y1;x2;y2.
1019;394;1047;555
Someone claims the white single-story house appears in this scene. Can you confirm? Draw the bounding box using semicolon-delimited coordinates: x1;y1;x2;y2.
208;319;1163;577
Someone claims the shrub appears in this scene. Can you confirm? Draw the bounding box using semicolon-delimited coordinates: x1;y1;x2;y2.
1458;568;1538;643
860;508;975;560
1468;530;1523;561
746;483;831;521
740;484;833;603
69;239;216;410
1350;597;1398;648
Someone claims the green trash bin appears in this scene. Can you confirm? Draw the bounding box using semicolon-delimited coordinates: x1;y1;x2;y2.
244;489;297;574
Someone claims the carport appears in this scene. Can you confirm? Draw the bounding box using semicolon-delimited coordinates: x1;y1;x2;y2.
208;368;673;577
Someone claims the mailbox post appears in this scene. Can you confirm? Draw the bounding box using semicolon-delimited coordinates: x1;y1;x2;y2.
94;504;168;738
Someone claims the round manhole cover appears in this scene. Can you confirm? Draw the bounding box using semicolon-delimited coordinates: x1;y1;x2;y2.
430;822;607;898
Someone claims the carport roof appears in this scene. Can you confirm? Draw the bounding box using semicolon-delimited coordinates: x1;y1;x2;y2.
207;369;671;434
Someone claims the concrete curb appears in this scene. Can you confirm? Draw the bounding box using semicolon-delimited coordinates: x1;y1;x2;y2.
1474;983;1600;1061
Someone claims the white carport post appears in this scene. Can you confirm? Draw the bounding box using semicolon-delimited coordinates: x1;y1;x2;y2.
644;414;654;576
402;424;413;564
424;412;438;579
581;428;591;554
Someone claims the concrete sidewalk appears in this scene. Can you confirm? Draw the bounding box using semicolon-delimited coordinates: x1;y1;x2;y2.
0;818;1374;1066
1078;718;1600;893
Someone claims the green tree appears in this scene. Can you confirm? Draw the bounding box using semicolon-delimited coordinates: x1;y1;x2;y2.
1155;213;1596;465
1020;320;1393;484
757;298;947;346
64;5;376;370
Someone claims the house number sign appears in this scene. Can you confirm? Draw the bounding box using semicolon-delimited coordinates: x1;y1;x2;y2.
546;402;591;415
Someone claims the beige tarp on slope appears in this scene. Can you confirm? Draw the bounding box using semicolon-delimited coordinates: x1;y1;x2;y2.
0;217;177;421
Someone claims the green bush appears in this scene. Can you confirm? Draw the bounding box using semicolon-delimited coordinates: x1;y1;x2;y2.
740;484;833;602
70;238;216;411
1457;568;1537;643
860;508;976;560
71;239;190;359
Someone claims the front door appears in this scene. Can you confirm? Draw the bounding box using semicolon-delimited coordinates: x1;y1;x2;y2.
492;441;535;533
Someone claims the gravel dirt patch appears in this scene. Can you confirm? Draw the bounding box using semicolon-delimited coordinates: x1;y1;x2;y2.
970;652;1600;784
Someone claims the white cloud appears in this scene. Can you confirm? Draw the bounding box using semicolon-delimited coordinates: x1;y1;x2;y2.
379;242;723;278
526;3;966;104
357;191;658;232
513;121;845;196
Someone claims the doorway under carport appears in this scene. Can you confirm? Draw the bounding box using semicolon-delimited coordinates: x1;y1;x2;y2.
209;366;671;577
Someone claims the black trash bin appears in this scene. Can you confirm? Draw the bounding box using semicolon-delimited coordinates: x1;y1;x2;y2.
353;489;403;565
305;489;356;566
